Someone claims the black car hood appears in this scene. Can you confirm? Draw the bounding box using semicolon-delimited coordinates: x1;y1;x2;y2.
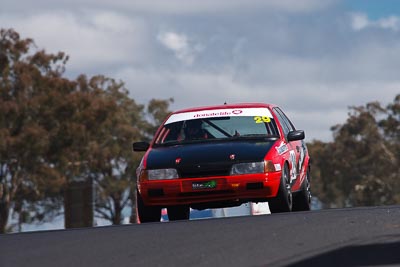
146;140;276;177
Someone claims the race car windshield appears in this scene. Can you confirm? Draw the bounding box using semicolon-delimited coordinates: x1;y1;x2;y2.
154;115;280;145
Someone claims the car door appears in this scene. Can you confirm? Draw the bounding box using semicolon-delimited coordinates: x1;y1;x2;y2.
273;107;304;184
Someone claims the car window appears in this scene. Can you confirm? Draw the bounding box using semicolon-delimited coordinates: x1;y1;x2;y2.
154;115;280;145
275;107;296;131
273;109;290;136
273;107;296;137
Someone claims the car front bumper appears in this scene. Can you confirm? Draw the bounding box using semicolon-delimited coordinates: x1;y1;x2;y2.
138;171;282;207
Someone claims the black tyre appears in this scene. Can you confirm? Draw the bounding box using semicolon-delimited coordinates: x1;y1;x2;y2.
167;205;190;221
269;163;292;213
136;189;161;223
292;166;312;212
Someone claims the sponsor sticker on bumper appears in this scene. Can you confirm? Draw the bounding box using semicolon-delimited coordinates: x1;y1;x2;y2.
192;180;217;190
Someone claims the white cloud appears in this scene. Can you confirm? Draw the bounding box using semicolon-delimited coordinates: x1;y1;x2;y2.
351;13;400;31
157;31;202;65
351;13;369;31
378;16;400;31
158;32;188;52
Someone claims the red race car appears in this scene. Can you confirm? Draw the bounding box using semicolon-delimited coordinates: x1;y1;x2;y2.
133;103;311;222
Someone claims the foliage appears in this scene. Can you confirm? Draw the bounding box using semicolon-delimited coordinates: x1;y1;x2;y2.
309;95;400;208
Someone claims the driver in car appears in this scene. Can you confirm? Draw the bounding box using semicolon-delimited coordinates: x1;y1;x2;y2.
184;120;208;140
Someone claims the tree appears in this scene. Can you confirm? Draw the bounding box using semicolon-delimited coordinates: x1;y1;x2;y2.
0;28;69;232
0;28;175;231
309;95;400;208
84;75;145;225
377;94;400;203
71;76;174;225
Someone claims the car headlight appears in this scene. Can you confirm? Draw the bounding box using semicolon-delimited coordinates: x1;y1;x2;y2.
230;161;276;175
140;168;179;180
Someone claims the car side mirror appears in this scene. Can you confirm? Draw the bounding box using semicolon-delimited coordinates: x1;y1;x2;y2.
287;130;305;142
132;141;150;152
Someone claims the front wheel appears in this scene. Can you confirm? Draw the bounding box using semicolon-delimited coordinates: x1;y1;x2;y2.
268;164;292;213
167;205;190;221
136;189;162;223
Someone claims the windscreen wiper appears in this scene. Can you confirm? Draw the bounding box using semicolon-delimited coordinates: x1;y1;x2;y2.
203;119;232;137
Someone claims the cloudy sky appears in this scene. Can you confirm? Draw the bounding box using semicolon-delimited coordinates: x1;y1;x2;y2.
1;0;400;141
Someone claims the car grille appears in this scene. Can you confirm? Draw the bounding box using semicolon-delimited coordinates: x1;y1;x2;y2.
178;163;231;178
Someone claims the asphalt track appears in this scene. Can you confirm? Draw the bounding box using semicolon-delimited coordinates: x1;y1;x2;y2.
1;205;400;267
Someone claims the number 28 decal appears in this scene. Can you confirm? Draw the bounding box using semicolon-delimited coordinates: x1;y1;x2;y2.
254;116;271;123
